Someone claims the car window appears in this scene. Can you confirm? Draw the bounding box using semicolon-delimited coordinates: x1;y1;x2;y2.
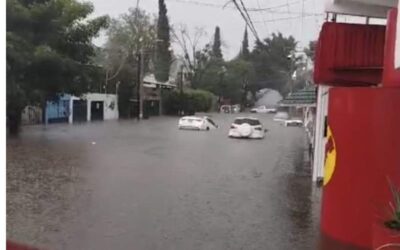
234;118;261;126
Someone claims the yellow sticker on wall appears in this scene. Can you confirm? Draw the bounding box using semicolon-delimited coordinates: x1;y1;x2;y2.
324;126;337;186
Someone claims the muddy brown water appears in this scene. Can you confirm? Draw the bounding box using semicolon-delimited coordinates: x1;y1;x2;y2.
7;113;353;250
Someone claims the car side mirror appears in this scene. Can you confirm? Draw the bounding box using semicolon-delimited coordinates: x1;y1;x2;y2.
264;129;268;133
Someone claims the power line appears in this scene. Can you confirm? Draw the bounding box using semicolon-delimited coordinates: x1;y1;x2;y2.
166;0;302;11
239;0;259;40
256;0;269;34
166;0;230;9
247;1;301;11
230;0;260;41
248;9;323;15
252;15;318;23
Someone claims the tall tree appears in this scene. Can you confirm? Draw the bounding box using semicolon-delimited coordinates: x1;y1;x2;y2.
224;59;256;105
250;32;298;95
171;24;211;88
101;8;156;117
239;27;250;59
155;0;172;82
212;26;223;60
304;40;317;62
7;0;108;134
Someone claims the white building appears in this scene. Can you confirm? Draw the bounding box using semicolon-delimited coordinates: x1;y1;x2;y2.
68;93;119;123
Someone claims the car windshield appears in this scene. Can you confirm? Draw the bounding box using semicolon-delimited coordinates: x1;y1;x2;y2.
183;117;202;122
206;118;216;126
234;118;261;126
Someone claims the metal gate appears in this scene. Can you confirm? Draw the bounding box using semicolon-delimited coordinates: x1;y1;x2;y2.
143;100;160;117
91;101;104;121
47;99;70;124
73;100;87;123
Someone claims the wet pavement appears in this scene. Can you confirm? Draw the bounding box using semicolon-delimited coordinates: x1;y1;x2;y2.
7;113;322;250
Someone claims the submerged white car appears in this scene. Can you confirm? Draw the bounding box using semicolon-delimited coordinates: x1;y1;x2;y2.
250;106;277;113
273;111;289;122
284;119;303;127
228;117;266;139
178;116;218;130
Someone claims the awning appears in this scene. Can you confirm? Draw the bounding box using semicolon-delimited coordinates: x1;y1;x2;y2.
314;22;385;86
279;85;317;107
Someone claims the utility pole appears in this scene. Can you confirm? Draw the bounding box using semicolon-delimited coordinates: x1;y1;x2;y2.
136;51;144;120
179;64;184;115
288;50;296;94
180;64;184;94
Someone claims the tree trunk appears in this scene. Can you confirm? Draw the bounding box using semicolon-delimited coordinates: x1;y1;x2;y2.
7;106;22;136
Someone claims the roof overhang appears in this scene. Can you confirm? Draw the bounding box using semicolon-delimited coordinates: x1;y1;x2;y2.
279;103;317;108
325;0;397;18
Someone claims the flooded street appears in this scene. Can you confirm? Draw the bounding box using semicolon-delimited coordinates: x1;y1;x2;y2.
7;113;322;250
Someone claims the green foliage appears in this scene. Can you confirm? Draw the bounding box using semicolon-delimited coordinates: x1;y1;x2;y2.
163;89;215;115
250;32;297;95
101;8;157;116
7;0;108;134
211;26;223;60
117;81;135;119
104;7;156;82
384;179;400;231
239;27;250;60
224;59;256;105
304;41;317;62
155;0;172;82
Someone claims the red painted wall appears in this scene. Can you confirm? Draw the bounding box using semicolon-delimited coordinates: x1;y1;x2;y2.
314;22;385;86
383;9;400;86
321;88;400;248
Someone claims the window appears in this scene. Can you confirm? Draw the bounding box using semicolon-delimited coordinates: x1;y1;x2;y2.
234;118;261;126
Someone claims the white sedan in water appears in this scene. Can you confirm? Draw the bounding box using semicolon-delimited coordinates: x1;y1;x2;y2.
178;116;218;130
250;106;277;113
228;117;267;139
284;119;303;127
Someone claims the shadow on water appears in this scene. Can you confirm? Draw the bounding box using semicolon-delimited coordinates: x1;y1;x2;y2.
278;138;369;250
274;141;322;250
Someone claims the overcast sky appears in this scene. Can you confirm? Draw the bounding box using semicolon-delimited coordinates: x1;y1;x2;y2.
89;0;325;59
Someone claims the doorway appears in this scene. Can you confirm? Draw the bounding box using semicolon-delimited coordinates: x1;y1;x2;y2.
91;101;104;121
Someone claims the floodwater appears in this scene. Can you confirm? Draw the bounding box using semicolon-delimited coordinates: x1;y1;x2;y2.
7;113;323;250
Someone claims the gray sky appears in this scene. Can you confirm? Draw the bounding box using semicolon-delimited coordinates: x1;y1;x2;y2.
90;0;325;59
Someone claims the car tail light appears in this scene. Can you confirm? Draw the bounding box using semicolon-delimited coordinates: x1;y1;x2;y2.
230;125;235;129
255;127;262;131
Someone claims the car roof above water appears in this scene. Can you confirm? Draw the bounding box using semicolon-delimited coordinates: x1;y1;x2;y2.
234;117;259;120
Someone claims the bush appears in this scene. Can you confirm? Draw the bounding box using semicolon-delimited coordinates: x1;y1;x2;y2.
163;89;215;115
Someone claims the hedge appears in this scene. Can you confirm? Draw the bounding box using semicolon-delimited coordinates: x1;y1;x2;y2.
162;89;215;115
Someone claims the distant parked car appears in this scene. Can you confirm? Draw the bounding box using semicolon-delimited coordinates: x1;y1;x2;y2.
178;116;218;130
273;111;289;122
231;104;241;113
228;117;267;139
250;105;277;113
284;119;303;127
220;105;232;113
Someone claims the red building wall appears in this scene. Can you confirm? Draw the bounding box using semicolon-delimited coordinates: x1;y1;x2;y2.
321;88;400;248
383;9;400;86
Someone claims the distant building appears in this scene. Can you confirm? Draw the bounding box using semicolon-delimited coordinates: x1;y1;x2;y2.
279;85;317;160
142;74;176;117
45;94;71;124
45;93;119;124
21;106;42;125
169;58;191;88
